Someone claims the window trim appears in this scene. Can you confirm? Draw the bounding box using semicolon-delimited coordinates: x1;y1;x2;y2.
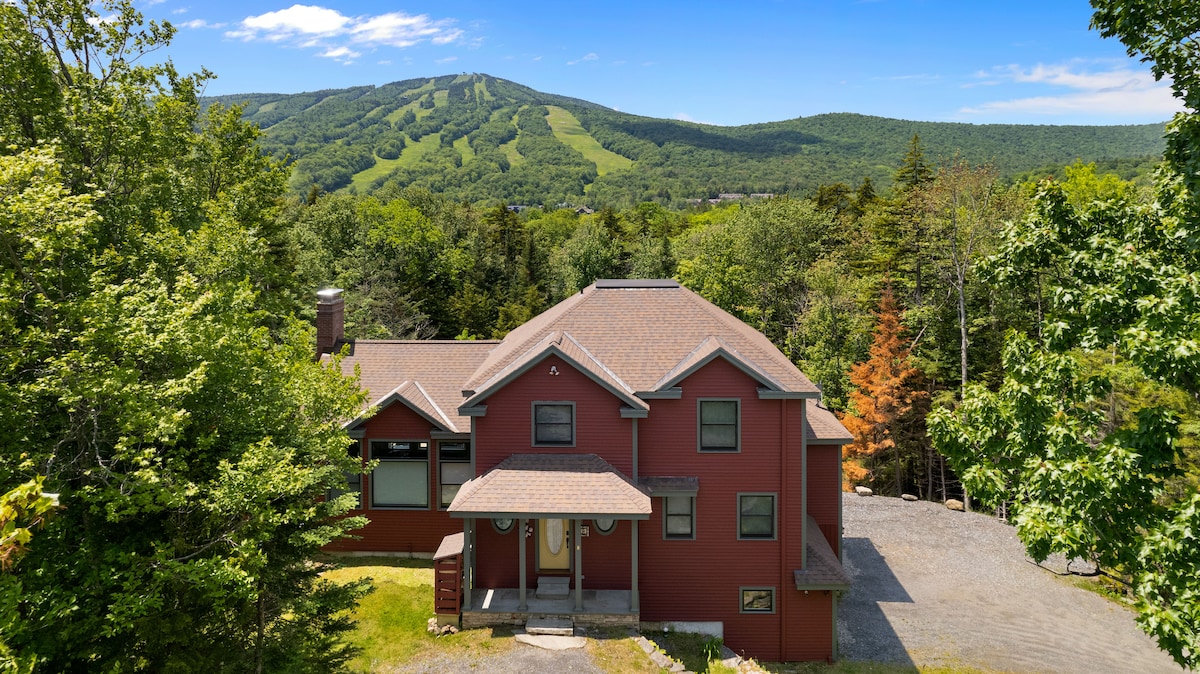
531;401;576;447
437;441;472;510
593;518;617;535
737;492;777;540
369;439;431;510
662;495;696;540
697;399;740;452
739;587;776;614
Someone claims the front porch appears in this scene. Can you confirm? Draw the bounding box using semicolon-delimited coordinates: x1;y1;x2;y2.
462;587;638;629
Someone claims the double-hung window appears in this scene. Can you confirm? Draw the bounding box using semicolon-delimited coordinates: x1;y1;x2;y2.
370;440;429;508
533;402;575;446
664;495;695;540
738;493;776;539
699;400;739;452
438;441;471;509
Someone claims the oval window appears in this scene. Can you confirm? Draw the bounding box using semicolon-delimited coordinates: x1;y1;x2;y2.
594;518;616;535
493;518;514;534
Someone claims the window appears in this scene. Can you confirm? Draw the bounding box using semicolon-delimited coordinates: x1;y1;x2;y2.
663;496;695;540
370;440;429;508
328;441;363;509
699;400;739;452
438;441;471;508
593;518;616;535
493;518;515;534
738;493;776;540
533;402;575;446
740;587;775;614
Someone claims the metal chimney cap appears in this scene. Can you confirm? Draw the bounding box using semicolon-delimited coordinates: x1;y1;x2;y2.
317;288;344;303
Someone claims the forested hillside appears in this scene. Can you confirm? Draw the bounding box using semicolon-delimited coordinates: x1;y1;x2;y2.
206;74;1167;207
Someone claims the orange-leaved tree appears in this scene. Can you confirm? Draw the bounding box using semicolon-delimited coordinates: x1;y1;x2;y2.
840;285;926;494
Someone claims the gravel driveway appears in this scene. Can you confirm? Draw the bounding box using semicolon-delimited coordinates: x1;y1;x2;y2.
838;493;1184;673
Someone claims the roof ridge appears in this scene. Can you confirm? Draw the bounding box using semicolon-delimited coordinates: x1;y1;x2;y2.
561;331;634;394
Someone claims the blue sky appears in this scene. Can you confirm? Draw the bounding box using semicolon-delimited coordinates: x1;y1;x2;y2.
148;0;1182;127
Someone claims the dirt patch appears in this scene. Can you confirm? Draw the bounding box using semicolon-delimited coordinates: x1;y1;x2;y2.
837;494;1183;673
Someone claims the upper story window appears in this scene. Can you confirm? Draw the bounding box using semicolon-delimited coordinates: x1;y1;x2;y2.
438;441;471;509
370;440;429;509
533;402;575;446
698;399;739;452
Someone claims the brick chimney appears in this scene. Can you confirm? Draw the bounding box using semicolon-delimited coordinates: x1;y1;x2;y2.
316;288;345;355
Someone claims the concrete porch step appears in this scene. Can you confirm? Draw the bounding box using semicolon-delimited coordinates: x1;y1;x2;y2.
525;616;574;636
536;576;570;598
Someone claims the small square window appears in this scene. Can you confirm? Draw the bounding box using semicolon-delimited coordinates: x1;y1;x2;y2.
664;495;695;540
738;494;776;540
740;588;775;613
699;400;738;452
533;402;575;446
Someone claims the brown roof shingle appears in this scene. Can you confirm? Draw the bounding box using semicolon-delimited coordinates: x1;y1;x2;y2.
464;281;820;396
794;515;851;588
447;453;651;518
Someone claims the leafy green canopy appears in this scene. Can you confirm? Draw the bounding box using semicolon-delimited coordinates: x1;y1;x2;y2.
931;1;1200;665
1;1;370;671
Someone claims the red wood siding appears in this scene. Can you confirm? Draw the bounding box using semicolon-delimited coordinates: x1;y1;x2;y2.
635;358;826;662
806;444;841;556
327;402;460;554
782;589;835;662
474;354;634;474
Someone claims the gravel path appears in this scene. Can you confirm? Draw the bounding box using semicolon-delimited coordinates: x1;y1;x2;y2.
838;493;1184;673
388;640;604;674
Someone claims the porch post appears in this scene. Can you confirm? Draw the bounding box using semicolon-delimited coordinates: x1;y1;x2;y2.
573;518;583;611
630;518;639;612
518;517;527;611
464;518;474;609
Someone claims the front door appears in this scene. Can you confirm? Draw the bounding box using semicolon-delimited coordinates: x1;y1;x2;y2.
538;518;570;572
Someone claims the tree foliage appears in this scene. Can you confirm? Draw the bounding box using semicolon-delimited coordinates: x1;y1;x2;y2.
0;2;370;671
841;287;927;493
930;1;1200;665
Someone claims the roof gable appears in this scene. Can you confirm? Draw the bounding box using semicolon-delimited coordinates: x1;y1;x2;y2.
346;379;456;433
653;335;785;392
463;281;821;398
460;331;648;413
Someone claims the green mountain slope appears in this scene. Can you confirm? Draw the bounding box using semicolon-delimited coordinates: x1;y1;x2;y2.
204;73;1167;207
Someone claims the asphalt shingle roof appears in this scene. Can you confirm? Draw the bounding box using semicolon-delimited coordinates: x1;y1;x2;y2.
447;453;651;518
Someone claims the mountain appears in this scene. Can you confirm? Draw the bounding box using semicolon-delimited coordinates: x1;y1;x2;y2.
205;73;1167;207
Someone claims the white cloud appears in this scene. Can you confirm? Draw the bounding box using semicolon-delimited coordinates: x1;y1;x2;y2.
567;52;599;65
319;46;361;63
435;56;458;64
962;61;1182;119
226;4;464;57
179;19;225;29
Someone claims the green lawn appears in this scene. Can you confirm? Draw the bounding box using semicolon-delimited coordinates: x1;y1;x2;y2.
325;559;992;673
544;105;633;176
347;132;442;192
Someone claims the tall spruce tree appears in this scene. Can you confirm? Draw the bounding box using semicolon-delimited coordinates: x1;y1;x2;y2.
841;286;926;494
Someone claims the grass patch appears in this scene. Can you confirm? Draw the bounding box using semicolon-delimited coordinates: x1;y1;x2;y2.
453;135;474;163
545;105;633;176
648;631;733;673
585;629;666;673
348;132;441;192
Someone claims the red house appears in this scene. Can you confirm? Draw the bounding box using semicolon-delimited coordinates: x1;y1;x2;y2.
321;280;852;662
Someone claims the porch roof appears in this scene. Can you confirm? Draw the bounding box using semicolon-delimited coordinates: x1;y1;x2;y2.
794;515;851;589
447;453;651;520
